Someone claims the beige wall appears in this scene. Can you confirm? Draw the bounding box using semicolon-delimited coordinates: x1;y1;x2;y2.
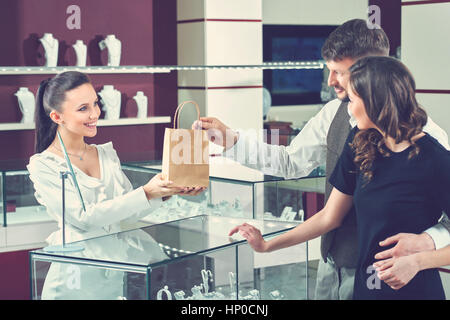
263;0;368;25
177;0;263;133
401;2;450;136
262;0;369;127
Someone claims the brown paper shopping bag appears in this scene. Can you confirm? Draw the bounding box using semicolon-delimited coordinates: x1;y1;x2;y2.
162;101;209;187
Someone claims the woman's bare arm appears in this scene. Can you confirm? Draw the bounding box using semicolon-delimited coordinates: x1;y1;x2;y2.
229;187;354;252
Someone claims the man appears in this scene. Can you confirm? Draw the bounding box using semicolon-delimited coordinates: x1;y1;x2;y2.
193;19;450;299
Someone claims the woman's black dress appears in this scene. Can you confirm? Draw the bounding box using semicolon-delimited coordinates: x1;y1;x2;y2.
330;128;449;300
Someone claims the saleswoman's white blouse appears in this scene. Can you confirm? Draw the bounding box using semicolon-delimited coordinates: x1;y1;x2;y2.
27;142;162;245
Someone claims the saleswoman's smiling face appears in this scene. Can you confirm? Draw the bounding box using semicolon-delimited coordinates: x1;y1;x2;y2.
56;83;101;138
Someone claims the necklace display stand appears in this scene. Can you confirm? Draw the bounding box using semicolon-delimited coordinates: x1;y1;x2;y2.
72;40;87;67
133;91;148;119
39;33;59;67
14;87;35;124
43;132;85;253
98;85;121;120
98;34;122;67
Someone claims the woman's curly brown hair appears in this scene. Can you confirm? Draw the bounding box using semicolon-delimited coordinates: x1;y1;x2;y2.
348;56;427;183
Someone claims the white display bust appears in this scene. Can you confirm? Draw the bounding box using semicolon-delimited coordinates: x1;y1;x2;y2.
14;87;35;124
98;85;121;120
98;34;122;67
133;91;148;119
39;33;59;67
72;40;87;67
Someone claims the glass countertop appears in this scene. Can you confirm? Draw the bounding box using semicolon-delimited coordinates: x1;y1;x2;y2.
122;158;324;184
31;215;297;269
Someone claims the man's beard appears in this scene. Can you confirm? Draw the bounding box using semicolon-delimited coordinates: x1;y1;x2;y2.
335;86;349;102
340;95;350;103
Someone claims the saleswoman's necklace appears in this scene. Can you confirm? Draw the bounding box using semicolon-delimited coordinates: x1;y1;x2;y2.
52;142;87;161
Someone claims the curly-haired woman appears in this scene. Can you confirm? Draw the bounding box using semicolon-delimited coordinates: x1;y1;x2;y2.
230;56;450;300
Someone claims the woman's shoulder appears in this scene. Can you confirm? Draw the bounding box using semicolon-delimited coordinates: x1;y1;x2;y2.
419;134;449;155
94;141;120;162
28;151;57;171
95;141;115;153
417;134;450;170
421;135;450;186
27;151;62;179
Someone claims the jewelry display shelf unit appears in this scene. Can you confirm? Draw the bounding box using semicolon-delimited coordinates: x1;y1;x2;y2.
0;61;323;75
30;215;309;300
0;61;323;131
0;117;172;131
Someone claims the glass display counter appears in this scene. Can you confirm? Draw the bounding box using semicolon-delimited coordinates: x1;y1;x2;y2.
0;160;52;227
30;215;308;300
121;158;325;225
0;157;324;231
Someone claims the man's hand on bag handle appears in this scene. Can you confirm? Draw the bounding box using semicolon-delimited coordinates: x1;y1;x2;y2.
192;117;239;150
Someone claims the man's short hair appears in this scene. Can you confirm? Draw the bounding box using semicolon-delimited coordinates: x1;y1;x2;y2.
321;19;390;61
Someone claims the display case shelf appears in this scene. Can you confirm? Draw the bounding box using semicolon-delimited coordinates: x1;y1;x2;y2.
0;61;324;75
0;116;171;131
121;158;325;225
1;168;54;228
3;205;52;225
96;117;171;126
0;61;323;131
122;158;325;186
0;66;171;75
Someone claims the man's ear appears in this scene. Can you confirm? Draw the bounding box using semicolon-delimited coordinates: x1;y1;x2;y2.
49;110;62;125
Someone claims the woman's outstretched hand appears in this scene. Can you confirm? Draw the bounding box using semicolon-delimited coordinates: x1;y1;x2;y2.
228;223;268;253
143;174;208;200
143;173;183;200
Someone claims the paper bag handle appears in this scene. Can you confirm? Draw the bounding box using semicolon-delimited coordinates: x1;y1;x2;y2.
173;100;201;129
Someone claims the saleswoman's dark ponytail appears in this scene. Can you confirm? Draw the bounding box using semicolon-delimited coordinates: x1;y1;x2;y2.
35;78;56;153
34;71;91;153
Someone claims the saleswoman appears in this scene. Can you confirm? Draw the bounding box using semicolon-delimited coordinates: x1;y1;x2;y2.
27;71;204;299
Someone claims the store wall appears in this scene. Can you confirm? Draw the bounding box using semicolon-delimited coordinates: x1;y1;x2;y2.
0;0;178;299
401;0;450;289
0;249;31;300
262;0;369;127
262;0;369;25
0;0;178;163
176;0;263;134
401;0;450;136
369;0;401;57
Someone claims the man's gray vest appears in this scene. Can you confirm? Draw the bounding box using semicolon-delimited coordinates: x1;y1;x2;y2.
321;100;358;268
